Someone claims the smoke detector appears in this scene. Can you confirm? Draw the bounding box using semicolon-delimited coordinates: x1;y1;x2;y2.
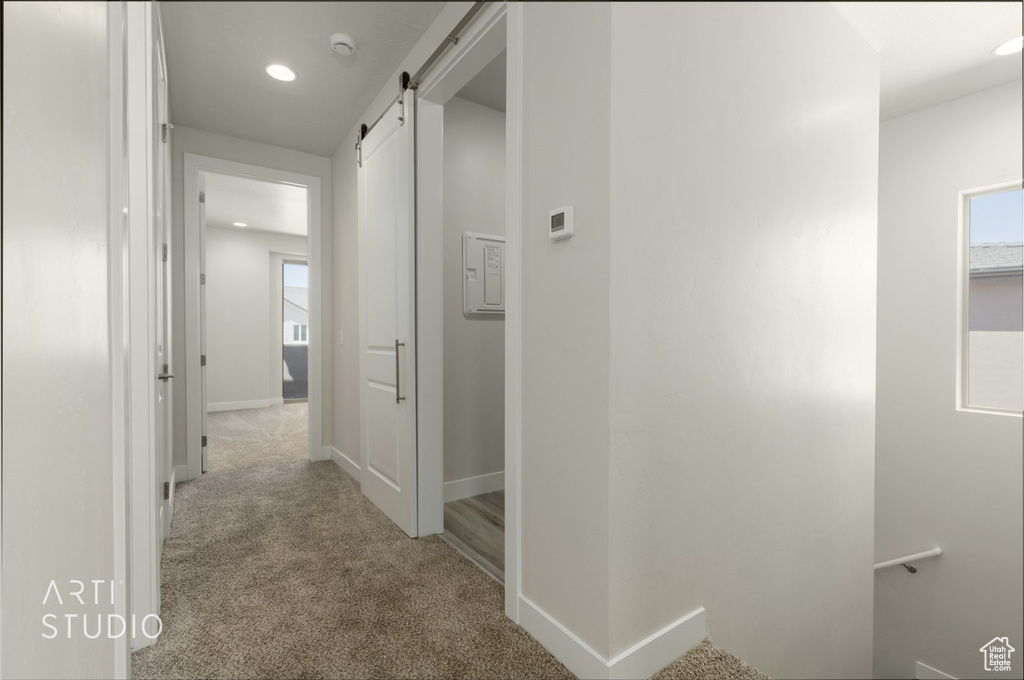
330;33;357;56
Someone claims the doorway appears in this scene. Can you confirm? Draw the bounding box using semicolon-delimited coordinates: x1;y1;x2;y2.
436;60;508;582
403;2;512;591
183;154;325;480
352;0;524;618
198;170;310;473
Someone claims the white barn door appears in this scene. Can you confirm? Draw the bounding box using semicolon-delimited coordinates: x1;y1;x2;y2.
358;93;418;537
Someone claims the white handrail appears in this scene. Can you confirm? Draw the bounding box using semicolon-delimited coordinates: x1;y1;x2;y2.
874;547;943;572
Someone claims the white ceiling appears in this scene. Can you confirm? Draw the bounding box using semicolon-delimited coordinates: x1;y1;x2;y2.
457;50;507;113
204;172;308;237
160;2;445;157
831;2;1023;120
161;2;1021;153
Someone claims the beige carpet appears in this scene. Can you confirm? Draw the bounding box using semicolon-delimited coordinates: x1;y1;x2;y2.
135;407;768;679
132;458;575;679
653;640;772;680
207;403;308;473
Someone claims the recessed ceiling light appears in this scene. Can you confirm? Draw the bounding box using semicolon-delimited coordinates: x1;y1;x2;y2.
992;36;1024;56
266;64;296;81
233;222;248;227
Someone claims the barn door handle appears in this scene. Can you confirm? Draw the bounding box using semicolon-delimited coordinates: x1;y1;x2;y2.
395;340;406;404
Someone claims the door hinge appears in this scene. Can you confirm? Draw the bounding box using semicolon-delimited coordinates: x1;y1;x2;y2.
163;481;170;500
356;123;367;168
162;243;168;262
397;72;408;125
202;435;207;448
200;354;206;367
161;123;169;143
199;191;206;203
200;273;206;285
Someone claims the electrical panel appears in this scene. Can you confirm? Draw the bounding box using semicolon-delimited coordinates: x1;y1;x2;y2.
463;232;505;318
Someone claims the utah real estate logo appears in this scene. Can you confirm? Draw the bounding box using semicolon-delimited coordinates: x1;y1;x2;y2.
980;637;1015;673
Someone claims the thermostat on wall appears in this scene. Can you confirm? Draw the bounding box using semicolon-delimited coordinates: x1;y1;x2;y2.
549;206;574;241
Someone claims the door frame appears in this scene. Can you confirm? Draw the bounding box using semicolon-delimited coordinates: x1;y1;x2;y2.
108;1;131;673
183;154;325;479
125;0;166;654
413;0;523;622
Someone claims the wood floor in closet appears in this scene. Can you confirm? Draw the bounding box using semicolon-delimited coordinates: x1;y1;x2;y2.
443;490;504;583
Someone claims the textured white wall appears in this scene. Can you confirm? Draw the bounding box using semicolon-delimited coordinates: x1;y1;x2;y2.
170;126;332;464
875;80;1023;680
443;97;506;483
607;4;879;677
205;226;307;406
330;131;361;463
519;2;613;657
2;2;117;676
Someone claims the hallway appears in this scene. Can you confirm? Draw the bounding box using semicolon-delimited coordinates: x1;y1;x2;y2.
144;404;576;676
135;421;769;679
131;457;574;679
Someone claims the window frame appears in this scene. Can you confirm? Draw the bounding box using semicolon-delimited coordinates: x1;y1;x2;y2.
956;179;1024;416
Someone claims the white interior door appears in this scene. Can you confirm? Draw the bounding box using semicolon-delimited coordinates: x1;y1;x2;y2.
153;13;173;540
199;177;209;473
358;93;418;537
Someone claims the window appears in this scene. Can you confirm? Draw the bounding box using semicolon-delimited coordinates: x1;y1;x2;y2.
960;183;1023;413
292;324;308;343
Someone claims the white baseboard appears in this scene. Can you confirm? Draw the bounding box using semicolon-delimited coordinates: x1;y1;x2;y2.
917;661;957;680
519;595;609;679
608;606;706;679
444;470;504;502
518;595;705;680
327;446;360;482
207;398;284;412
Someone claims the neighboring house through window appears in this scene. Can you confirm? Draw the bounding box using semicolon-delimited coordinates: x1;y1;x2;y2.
961;184;1023;413
283;284;309;346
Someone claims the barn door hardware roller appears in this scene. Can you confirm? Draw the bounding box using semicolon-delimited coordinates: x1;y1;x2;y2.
355;1;489;164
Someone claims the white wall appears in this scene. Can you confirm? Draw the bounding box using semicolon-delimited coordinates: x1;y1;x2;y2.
875;80;1023;680
205;226;307;407
330;134;361;465
606;4;879;677
2;2;117;676
171;127;332;463
443;96;506;484
519;2;613;657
